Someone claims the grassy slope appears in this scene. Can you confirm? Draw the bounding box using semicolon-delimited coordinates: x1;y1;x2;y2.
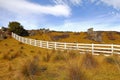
0;31;120;80
29;31;120;44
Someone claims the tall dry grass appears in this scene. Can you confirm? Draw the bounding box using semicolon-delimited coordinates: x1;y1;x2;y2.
81;53;98;69
16;56;40;80
66;58;87;80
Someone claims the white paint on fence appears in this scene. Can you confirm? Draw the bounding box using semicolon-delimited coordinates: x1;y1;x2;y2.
12;32;120;55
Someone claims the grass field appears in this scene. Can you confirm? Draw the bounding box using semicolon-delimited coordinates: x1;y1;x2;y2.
0;31;120;80
28;31;120;44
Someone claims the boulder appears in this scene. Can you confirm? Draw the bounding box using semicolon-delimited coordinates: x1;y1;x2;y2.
87;28;102;42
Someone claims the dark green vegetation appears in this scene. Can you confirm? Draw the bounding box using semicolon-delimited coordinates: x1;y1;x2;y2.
8;21;29;36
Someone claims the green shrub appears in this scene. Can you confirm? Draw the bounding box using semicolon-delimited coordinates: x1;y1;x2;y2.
8;21;29;36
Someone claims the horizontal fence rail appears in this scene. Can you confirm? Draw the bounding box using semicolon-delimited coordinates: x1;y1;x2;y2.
12;32;120;56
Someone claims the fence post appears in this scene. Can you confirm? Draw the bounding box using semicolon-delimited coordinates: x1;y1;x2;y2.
20;36;21;41
12;32;13;37
25;38;27;44
46;41;49;49
64;43;66;49
15;35;17;40
34;40;37;46
11;32;13;37
54;42;56;50
22;37;24;43
16;35;18;40
18;36;20;41
14;33;16;38
76;43;79;50
12;32;15;38
30;39;32;45
111;44;114;56
40;41;42;47
92;43;94;55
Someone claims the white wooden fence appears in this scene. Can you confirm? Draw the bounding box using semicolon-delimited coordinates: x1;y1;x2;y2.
12;32;120;56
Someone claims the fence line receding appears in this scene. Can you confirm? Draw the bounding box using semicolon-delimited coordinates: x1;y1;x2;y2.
12;32;120;56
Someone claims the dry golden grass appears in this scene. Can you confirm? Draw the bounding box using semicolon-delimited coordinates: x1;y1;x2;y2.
0;31;120;80
28;31;120;44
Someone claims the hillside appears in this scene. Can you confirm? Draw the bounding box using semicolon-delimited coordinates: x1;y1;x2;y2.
28;29;120;44
0;30;120;80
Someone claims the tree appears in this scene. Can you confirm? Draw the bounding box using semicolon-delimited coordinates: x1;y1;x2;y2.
8;21;29;36
1;27;7;31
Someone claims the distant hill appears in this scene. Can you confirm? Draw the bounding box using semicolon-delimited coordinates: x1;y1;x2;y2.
1;27;120;44
27;29;120;44
0;29;120;80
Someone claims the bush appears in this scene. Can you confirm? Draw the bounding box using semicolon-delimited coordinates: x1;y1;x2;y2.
19;57;40;80
105;57;115;64
52;51;66;61
30;50;35;53
107;32;116;40
4;43;8;46
73;32;80;35
68;50;78;59
2;52;15;60
51;33;69;41
8;21;29;36
67;62;87;80
43;52;51;62
81;53;98;69
18;42;23;45
2;50;21;60
20;46;24;49
9;49;14;52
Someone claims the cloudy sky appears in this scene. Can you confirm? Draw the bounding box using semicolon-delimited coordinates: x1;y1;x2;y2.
0;0;120;31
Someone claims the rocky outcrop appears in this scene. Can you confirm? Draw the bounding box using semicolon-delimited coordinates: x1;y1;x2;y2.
0;30;7;40
40;28;50;34
28;30;36;36
0;27;11;40
87;28;102;42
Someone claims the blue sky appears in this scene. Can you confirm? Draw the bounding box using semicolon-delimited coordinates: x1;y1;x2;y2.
0;0;120;32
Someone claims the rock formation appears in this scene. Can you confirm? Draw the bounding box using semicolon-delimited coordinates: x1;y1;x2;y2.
87;28;102;42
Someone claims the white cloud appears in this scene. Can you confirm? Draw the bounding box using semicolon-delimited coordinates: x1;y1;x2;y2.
49;13;120;32
53;0;82;6
0;0;120;31
0;0;71;29
70;0;82;5
50;21;120;32
100;0;120;10
0;0;71;17
90;0;120;10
